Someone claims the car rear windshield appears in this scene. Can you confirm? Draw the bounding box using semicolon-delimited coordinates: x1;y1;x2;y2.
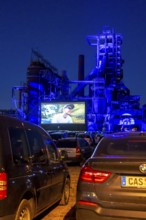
57;138;89;148
57;140;77;148
94;136;146;156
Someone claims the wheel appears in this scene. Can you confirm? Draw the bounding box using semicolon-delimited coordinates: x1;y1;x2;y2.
59;178;70;205
15;199;32;220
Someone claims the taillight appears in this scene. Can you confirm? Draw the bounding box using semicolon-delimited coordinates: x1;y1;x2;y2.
79;165;111;183
76;146;81;158
0;172;7;199
78;200;97;207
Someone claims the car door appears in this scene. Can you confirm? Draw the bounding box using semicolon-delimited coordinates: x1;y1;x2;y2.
44;137;65;203
25;125;53;210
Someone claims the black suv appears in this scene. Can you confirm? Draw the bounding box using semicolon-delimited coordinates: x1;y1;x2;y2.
0;115;70;220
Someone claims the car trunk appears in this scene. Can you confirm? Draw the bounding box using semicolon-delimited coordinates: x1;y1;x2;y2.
87;156;146;210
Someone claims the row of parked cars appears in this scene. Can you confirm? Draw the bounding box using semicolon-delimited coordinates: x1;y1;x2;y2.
48;130;102;165
1;115;146;220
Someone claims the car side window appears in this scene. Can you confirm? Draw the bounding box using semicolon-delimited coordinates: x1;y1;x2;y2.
9;128;29;164
44;138;58;161
26;128;48;163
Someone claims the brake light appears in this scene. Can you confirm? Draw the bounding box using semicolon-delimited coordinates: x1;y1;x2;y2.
76;146;81;158
79;165;111;183
78;200;97;207
0;172;7;199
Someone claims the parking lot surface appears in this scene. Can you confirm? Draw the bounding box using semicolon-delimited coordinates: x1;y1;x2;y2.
36;165;81;220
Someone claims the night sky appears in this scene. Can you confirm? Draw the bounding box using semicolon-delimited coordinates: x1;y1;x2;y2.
0;0;146;109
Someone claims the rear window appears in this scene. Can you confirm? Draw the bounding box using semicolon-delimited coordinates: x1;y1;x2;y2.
57;138;89;148
94;137;146;156
57;140;76;148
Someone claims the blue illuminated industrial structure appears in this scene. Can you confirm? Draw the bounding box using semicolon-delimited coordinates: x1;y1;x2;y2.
11;26;146;132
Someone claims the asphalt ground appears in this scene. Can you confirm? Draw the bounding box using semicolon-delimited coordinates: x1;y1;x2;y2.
35;164;81;220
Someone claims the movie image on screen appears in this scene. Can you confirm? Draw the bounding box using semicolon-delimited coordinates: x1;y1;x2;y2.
41;102;86;125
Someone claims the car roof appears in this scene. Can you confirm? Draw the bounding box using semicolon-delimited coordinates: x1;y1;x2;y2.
57;137;84;141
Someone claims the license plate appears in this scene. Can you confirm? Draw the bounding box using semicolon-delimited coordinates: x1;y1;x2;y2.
121;176;146;188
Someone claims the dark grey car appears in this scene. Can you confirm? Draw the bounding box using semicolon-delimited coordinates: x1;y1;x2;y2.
76;131;146;220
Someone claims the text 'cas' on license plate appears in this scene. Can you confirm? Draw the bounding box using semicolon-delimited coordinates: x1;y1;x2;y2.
121;176;146;188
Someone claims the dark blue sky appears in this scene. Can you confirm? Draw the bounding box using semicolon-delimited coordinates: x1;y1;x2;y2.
0;0;146;108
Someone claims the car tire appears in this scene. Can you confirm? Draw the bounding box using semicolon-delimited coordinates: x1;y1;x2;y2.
59;178;70;205
15;199;32;220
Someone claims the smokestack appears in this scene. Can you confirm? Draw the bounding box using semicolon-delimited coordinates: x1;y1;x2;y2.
78;54;84;97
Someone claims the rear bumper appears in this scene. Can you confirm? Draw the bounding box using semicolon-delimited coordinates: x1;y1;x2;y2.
76;202;146;220
63;157;82;163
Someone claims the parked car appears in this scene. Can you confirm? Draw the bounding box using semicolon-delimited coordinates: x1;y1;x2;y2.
56;137;93;164
76;131;146;220
0;115;70;220
76;132;94;146
49;131;68;141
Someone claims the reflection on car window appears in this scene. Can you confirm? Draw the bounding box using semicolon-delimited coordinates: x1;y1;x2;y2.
44;139;58;161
